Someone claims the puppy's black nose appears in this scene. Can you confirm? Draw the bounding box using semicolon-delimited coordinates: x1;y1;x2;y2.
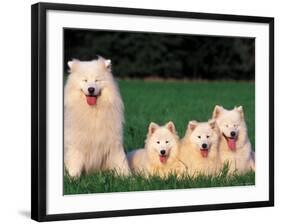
160;150;166;155
202;143;207;149
88;87;95;94
231;131;236;137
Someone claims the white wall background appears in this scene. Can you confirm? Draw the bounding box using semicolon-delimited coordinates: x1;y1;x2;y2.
0;0;279;223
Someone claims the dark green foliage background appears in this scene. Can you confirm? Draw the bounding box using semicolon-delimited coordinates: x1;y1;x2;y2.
64;29;255;80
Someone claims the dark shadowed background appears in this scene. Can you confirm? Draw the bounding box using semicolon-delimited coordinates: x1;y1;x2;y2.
64;29;255;80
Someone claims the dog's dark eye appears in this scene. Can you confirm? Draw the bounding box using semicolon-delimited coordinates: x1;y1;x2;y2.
206;135;210;138
83;79;88;82
225;124;229;128
95;79;100;82
165;140;169;144
156;141;160;144
197;136;201;139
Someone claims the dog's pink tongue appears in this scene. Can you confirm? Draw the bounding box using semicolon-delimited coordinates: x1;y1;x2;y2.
86;96;97;106
160;155;167;163
227;138;236;151
200;149;208;158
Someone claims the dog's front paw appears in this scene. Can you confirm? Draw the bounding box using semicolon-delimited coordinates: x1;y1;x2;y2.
121;167;132;176
66;166;82;179
115;166;131;176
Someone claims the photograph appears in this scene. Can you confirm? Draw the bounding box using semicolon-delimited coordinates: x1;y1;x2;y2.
31;3;274;221
63;29;256;195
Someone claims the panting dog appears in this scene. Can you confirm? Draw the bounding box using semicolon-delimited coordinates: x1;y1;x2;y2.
64;57;130;178
212;105;255;173
127;121;182;178
179;119;221;176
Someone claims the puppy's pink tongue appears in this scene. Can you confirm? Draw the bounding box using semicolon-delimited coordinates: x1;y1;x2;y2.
227;138;236;151
160;155;167;163
86;96;97;106
200;149;208;158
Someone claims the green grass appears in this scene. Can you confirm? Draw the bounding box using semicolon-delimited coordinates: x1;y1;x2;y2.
64;169;255;195
120;80;255;151
64;80;255;194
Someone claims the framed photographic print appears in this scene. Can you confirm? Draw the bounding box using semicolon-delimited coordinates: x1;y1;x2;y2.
31;2;274;222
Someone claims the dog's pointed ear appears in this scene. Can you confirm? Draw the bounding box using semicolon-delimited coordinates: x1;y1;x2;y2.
188;120;198;132
212;105;223;119
165;121;176;134
148;122;159;135
67;59;80;73
104;59;111;69
235;105;244;118
208;119;216;129
97;56;112;71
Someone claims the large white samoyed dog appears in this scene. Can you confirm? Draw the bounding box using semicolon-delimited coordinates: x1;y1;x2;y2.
212;105;255;173
127;121;182;178
179;119;221;176
64;57;130;178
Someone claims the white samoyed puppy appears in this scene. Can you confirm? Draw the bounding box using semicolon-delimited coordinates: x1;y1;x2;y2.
179;119;221;176
212;105;255;173
127;121;182;178
64;57;130;178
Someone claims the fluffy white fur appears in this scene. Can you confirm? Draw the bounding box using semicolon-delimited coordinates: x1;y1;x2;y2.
127;122;183;178
179;120;221;176
212;105;255;173
64;57;130;178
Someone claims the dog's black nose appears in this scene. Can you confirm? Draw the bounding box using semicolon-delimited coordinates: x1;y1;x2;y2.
88;87;95;94
202;143;208;149
231;131;236;137
160;150;166;155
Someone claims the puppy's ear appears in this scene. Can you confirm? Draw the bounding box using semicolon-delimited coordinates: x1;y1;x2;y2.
188;120;198;132
208;119;216;129
67;59;80;73
148;122;159;135
235;105;244;118
165;121;176;134
212;105;223;119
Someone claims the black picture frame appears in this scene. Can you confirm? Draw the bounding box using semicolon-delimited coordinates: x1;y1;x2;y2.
31;2;274;222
